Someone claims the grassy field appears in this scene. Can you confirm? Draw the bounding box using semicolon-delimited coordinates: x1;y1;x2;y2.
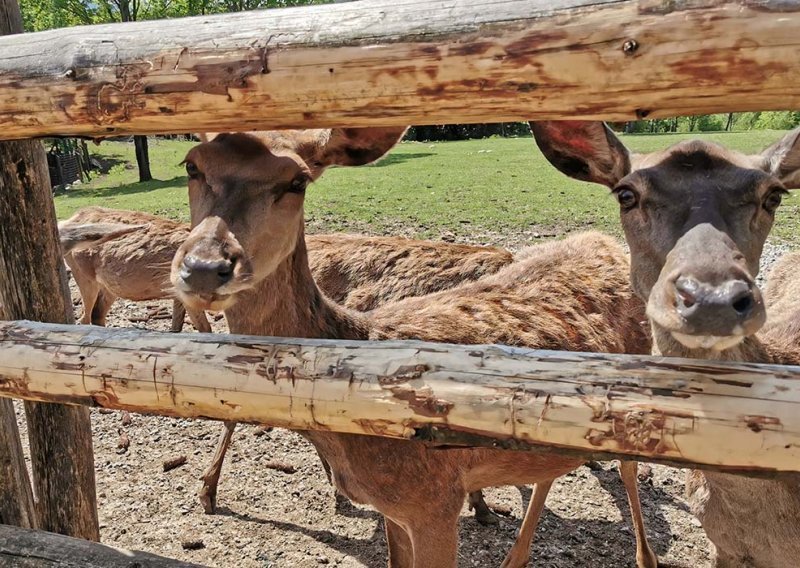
55;130;800;245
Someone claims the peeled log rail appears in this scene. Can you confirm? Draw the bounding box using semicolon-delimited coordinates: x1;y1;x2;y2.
0;524;206;567
2;322;800;474
2;0;800;139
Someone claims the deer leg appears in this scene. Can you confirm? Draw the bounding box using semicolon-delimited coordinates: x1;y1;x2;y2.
468;489;500;525
186;306;212;333
312;445;350;508
90;289;116;326
405;509;460;568
170;299;186;332
385;517;414;568
198;420;237;514
619;460;658;568
499;479;554;568
70;274;100;325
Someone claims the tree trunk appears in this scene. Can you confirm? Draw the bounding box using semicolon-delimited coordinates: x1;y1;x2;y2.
726;112;735;131
0;0;99;541
133;135;152;182
0;0;37;532
0;399;36;528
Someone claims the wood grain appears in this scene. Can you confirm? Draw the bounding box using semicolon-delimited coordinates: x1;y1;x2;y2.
0;0;799;139
1;321;800;474
0;0;99;540
0;524;205;567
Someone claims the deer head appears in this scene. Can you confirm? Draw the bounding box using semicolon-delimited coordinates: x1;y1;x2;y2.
171;127;406;312
531;121;800;352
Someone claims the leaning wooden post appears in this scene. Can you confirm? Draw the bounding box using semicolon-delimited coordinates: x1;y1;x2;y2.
0;0;37;533
0;399;36;528
0;0;99;541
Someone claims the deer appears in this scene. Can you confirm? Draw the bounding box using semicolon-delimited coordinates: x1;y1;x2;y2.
169;127;657;568
60;207;511;325
59;207;212;333
58;205;513;523
531;120;800;568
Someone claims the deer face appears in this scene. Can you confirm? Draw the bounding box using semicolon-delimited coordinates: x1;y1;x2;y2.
171;128;406;312
532;122;800;352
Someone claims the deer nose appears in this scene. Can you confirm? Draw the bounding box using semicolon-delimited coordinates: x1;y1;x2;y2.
674;276;756;332
179;255;235;293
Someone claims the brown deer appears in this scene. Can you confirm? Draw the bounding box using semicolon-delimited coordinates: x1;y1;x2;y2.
170;128;656;568
59;206;513;523
59;207;212;333
532;120;800;568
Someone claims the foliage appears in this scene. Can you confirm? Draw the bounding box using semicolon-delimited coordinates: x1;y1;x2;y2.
54;131;799;245
406;123;531;142
20;0;332;29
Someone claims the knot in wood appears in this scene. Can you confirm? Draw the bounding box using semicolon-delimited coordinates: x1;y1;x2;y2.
615;410;663;451
622;39;639;55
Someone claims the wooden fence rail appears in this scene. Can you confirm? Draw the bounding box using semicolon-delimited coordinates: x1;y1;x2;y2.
0;524;205;567
1;320;800;474
1;0;800;139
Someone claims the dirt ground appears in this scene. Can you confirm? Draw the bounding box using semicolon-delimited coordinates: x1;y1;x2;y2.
14;234;792;568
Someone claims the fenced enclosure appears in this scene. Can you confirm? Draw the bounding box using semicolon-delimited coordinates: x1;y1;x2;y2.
1;0;800;564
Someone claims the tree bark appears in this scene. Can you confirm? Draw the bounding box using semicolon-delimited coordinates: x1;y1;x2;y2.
0;0;99;541
0;0;36;533
0;399;36;528
1;321;800;475
133;135;152;182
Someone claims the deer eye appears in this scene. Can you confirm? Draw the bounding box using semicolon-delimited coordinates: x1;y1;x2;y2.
288;175;310;194
614;187;639;211
185;161;200;179
763;188;786;213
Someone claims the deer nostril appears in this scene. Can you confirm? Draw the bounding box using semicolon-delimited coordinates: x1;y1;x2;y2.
674;277;698;309
731;289;755;316
217;257;235;283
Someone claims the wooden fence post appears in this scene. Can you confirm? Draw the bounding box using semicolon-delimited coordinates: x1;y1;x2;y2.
0;0;99;541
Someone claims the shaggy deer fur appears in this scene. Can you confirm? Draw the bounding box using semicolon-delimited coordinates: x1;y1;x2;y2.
59;207;513;522
59;207;211;333
533;120;800;568
171;128;655;568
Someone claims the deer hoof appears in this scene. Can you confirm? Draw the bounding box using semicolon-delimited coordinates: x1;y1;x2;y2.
199;487;217;515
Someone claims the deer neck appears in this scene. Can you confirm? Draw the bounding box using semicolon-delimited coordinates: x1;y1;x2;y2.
223;230;370;340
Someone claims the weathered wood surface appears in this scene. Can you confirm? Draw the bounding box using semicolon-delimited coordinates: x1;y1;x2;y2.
1;321;800;474
0;0;99;540
0;399;36;529
1;0;799;139
0;524;206;567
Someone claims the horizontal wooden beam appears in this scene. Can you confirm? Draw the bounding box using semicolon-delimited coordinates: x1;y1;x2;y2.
1;321;800;474
0;524;205;567
1;0;799;139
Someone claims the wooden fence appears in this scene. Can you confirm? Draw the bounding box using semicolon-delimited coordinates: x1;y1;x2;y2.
1;0;800;139
1;0;799;561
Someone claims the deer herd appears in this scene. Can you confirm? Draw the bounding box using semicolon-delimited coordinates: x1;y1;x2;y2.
57;122;800;567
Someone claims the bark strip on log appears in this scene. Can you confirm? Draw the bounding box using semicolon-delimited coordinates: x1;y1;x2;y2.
0;0;99;540
0;524;206;567
1;0;799;139
1;321;800;474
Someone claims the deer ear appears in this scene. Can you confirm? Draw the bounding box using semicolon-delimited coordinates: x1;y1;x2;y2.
320;127;407;168
758;128;800;189
529;121;631;188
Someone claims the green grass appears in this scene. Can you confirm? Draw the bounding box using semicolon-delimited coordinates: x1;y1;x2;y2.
55;130;800;245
